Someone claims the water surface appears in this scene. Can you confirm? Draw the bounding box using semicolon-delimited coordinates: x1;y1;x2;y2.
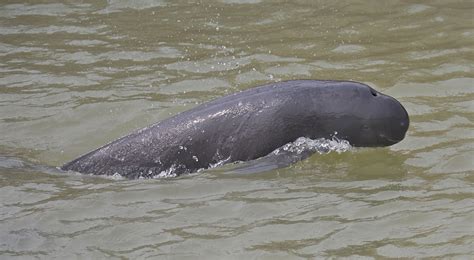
1;0;473;258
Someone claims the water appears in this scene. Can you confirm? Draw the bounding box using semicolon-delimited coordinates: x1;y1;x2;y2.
1;0;473;258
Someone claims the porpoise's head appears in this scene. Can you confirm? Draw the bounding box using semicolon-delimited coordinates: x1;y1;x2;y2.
309;81;410;147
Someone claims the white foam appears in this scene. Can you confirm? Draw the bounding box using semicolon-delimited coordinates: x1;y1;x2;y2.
208;156;232;169
272;136;352;156
114;136;351;179
152;164;178;179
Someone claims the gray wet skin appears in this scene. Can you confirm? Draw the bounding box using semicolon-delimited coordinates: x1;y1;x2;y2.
61;80;409;179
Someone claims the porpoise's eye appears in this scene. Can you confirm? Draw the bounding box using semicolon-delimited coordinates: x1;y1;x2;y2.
370;89;377;97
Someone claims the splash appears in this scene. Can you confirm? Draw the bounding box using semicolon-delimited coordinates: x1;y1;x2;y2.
109;172;125;180
104;137;351;179
104;165;180;180
151;164;179;179
208;156;232;169
272;136;352;156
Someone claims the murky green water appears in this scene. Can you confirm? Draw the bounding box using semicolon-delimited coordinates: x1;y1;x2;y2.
1;0;473;258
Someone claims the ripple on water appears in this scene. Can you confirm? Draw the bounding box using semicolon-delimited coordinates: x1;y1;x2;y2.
53;49;181;65
97;0;167;14
265;63;313;77
158;78;230;94
220;0;263;4
165;53;303;74
406;4;431;14
331;44;366;54
0;3;91;18
386;78;473;98
0;25;106;35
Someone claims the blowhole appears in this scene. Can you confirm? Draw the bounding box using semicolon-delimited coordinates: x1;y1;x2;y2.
370;89;377;96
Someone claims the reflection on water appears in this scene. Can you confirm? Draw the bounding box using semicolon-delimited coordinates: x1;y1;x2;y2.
1;0;473;258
